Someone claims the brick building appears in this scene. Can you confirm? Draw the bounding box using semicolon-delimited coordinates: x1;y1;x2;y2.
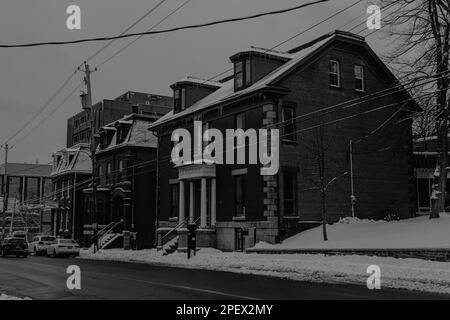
150;31;416;251
50;143;92;242
67;91;172;147
83;114;163;249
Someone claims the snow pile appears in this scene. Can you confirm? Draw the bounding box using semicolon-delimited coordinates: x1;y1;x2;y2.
0;293;30;300
276;214;450;249
251;241;276;249
80;248;450;295
338;217;379;224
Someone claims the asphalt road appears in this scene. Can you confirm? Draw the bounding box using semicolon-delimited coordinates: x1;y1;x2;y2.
0;255;447;300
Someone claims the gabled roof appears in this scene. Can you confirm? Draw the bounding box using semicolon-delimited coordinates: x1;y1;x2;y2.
0;163;52;177
150;30;375;129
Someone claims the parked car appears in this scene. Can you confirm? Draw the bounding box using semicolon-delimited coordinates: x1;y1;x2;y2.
1;237;28;258
29;235;56;256
46;239;80;258
12;231;27;240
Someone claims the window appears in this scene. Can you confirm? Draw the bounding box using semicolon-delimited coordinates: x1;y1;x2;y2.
170;184;179;218
235;61;244;89
234;59;251;90
245;59;252;86
236;113;245;129
181;88;186;110
174;88;187;111
202;122;210;149
174;89;180;110
283;171;297;216
235;175;245;217
355;65;365;91
98;165;104;185
117;160;125;181
281;106;296;142
106;162;112;184
329;60;341;88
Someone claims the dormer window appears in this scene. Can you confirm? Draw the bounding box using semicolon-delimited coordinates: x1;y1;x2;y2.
234;58;252;90
174;88;187;111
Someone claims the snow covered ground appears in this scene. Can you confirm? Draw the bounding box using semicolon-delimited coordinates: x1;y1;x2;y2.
254;214;450;250
80;248;450;295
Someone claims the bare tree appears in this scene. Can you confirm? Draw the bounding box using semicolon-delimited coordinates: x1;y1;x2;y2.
302;127;348;241
381;0;450;218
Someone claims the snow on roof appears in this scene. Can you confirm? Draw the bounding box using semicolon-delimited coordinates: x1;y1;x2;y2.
234;46;293;60
51;145;92;176
171;76;223;88
98;116;157;152
115;120;133;126
150;32;337;128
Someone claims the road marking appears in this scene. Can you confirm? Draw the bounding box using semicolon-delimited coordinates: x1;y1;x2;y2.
111;276;261;300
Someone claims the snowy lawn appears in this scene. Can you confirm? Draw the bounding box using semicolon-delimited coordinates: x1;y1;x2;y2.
253;214;450;250
80;248;450;295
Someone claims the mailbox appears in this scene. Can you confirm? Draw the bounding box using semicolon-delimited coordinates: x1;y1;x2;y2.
187;223;197;259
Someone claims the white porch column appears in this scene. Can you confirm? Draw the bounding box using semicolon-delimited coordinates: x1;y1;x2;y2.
211;178;216;226
200;178;207;228
189;181;195;223
179;180;185;224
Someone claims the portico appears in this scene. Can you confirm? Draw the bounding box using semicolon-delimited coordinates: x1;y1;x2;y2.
177;163;216;229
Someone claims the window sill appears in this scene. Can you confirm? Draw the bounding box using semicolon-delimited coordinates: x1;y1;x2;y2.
329;85;342;90
169;217;179;222
355;89;366;94
232;216;247;222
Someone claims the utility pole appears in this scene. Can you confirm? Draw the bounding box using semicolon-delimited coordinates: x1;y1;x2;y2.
349;140;356;218
79;62;99;252
1;143;9;236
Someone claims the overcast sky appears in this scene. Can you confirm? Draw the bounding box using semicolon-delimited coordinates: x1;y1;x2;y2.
0;0;385;164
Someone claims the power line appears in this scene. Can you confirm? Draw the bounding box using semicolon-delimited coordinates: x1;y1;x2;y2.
5;1;173;150
1;70;78;147
84;0;169;64
203;0;375;83
28;85;447;206
10;82;84;149
0;0;330;48
96;0;193;69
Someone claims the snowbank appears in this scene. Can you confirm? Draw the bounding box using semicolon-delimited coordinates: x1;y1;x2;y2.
0;293;29;300
80;248;450;295
276;214;450;249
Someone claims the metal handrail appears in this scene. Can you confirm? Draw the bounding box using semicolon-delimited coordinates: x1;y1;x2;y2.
160;218;188;248
90;221;121;246
160;216;201;248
